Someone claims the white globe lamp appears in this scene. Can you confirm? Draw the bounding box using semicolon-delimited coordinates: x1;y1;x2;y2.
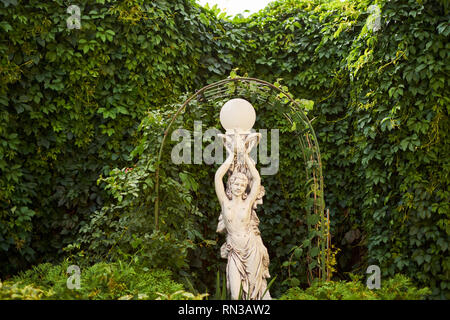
219;98;256;134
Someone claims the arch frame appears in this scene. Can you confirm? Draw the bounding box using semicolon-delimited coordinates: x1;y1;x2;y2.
150;77;328;281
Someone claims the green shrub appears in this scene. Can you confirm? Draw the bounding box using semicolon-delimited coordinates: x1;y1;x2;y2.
280;274;431;300
0;260;205;300
0;281;50;300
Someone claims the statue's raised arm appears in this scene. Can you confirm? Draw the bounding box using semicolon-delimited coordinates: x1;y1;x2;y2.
244;134;261;205
214;134;235;206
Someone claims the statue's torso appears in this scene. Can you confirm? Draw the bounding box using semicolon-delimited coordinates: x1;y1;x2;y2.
222;200;252;248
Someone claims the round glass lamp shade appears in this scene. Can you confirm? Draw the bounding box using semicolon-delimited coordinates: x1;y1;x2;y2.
219;98;256;134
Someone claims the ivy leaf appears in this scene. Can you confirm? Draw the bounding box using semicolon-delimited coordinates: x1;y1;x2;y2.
0;21;12;32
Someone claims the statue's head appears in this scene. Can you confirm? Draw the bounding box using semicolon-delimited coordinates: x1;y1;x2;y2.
229;172;248;198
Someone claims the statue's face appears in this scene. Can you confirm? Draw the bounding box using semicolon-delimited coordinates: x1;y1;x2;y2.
231;177;247;197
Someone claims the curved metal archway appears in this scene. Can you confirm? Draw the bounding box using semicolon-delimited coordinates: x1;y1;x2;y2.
150;77;328;281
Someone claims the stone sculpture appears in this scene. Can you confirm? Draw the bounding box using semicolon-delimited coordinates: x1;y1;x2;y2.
215;99;271;300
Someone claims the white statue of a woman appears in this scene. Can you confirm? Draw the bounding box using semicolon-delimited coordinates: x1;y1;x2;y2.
215;132;271;300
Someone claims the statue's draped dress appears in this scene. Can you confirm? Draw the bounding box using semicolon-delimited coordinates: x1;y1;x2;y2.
218;209;271;300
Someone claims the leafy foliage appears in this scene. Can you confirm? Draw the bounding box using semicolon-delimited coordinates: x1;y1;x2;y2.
0;0;239;275
65;105;202;273
280;274;431;300
0;281;50;300
237;0;449;298
0;259;202;300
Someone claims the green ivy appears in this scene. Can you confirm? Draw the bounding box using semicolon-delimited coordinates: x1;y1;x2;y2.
0;0;239;275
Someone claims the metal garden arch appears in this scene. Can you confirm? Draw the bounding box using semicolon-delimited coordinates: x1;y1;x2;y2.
152;77;329;281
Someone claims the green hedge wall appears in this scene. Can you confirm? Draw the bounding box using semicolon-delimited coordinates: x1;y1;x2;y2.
239;0;449;298
0;0;239;274
1;0;448;298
